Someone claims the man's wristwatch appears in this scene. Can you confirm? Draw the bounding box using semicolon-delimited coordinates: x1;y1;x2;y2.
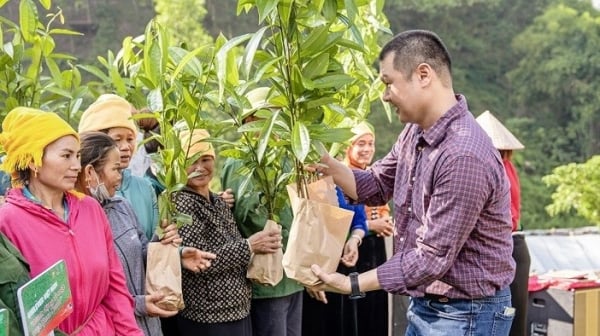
348;272;366;300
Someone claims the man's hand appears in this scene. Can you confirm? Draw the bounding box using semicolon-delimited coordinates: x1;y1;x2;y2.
305;287;328;304
310;264;351;295
181;247;216;272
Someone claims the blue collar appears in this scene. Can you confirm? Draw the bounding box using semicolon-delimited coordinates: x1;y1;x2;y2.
22;186;69;222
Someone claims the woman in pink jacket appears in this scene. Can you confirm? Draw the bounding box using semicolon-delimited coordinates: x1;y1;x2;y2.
0;107;142;336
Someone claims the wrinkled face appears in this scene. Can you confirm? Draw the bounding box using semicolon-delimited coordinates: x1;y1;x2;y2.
36;135;81;192
349;134;375;167
106;127;136;168
380;53;421;124
94;148;122;197
185;155;215;192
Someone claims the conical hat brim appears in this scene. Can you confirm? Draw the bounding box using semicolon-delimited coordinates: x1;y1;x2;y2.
475;111;524;150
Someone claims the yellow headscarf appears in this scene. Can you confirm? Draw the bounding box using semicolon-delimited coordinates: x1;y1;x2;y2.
0;107;79;184
78;94;138;137
179;129;215;159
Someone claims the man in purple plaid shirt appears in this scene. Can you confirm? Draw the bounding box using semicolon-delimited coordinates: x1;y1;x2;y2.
311;30;516;335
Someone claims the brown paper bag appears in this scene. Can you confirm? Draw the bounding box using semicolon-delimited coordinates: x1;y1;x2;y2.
286;176;339;211
246;220;284;286
283;178;354;286
145;242;185;310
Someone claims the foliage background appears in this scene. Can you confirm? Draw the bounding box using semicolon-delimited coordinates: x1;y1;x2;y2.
1;0;599;229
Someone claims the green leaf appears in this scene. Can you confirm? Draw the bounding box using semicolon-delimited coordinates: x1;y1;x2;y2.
44;57;61;84
344;0;358;23
0;0;10;8
216;33;251;99
309;125;353;143
256;0;280;23
256;110;279;164
322;0;338;20
143;23;161;88
170;46;205;80
179;87;198;111
4;96;19;111
339;13;364;46
43;86;72;98
109;64;126;96
70;98;83;119
243;26;267;79
237;0;255;14
2;42;13;59
120;36;133;70
291;121;310;162
47;53;77;60
302;53;329;80
299;25;329;58
336;38;365;52
41;35;55;56
305;96;337;109
19;0;37;43
77;65;110;83
147;88;164;112
25;40;42;81
278;0;293;27
48;28;83;36
252;55;283;83
312;73;353;89
39;0;51;10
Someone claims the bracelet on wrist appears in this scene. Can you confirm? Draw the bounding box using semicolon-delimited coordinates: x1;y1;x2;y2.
349;234;362;246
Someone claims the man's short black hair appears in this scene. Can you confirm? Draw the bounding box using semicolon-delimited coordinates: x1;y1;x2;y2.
379;30;452;80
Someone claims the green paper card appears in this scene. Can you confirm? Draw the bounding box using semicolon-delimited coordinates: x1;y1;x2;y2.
0;309;8;336
17;260;73;336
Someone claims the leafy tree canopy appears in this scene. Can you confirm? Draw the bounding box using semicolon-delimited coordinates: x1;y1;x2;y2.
154;0;213;47
543;155;600;226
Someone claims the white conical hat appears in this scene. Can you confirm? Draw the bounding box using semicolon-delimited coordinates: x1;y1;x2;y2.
475;111;524;150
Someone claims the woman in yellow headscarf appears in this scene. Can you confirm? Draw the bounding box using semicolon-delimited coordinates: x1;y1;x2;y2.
79;94;159;241
173;129;281;336
0;107;143;336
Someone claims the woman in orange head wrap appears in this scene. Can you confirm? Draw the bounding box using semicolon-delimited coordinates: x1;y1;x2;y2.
341;122;392;336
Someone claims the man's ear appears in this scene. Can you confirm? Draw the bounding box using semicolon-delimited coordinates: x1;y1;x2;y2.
415;63;433;86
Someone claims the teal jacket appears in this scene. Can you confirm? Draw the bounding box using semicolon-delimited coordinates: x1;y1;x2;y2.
117;169;159;240
221;158;303;299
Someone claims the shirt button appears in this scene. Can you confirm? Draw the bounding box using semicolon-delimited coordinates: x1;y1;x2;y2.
399;237;405;242
411;176;416;182
407;207;412;213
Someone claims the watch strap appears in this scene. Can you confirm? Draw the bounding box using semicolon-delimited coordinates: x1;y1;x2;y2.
348;272;365;300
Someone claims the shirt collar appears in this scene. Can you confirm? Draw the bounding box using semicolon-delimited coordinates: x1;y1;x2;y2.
420;94;469;148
